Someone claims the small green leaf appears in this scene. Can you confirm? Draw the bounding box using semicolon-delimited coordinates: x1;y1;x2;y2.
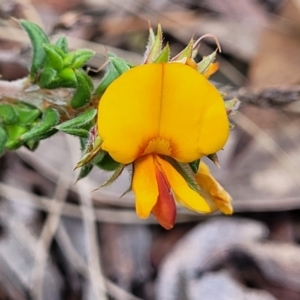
19;107;59;142
189;159;201;173
20;20;50;78
43;44;64;71
0;126;8;155
57;128;89;138
97;153;120;171
56;109;97;131
57;67;78;88
109;54;132;74
71;49;95;68
0;104;18;125
5;124;28;149
94;55;131;96
38;68;57;88
154;44;170;63
15;106;41;125
55;36;68;53
78;69;94;90
70;70;92;108
94;62;120;96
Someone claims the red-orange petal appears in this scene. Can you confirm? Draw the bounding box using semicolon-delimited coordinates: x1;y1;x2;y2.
152;160;176;230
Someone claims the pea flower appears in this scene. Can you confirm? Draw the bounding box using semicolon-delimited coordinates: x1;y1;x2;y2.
78;25;237;229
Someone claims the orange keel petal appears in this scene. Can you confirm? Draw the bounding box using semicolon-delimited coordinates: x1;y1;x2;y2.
152;162;176;230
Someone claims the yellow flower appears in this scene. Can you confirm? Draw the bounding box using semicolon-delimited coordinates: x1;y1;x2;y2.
97;62;230;229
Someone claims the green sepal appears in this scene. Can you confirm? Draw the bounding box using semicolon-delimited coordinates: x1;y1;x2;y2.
0;104;18;125
70;70;92;108
77;164;93;182
207;153;220;168
96;153;120;171
20;20;50;79
0;126;8;155
56;109;97;131
154;44;170;63
172;38;194;61
165;157;200;193
19;107;59;142
71;49;95;68
55;36;68;54
189;158;201;174
225;97;240;115
146;24;163;63
95;164;124;190
75;138;103;169
25;140;39;151
94;55;131;96
197;50;217;74
43;44;64;71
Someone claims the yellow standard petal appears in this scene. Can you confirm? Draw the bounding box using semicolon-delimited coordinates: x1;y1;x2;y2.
98;63;229;164
196;162;233;214
132;154;159;218
155;156;212;213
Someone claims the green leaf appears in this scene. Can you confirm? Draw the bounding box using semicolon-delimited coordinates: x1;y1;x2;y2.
189;159;201;173
55;36;68;53
71;49;95;68
20;20;50;79
56;109;97;131
57;128;89;138
5;124;28;149
38;68;57;88
70;70;92;108
78;69;94;90
0;104;18;125
19;107;59;142
97;153;120;171
109;54;132;74
16;107;41;125
0;126;8;155
57;67;78;88
43;44;64;71
94;62;120;96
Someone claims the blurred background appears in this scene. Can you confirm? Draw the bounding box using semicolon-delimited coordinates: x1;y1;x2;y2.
1;0;300;299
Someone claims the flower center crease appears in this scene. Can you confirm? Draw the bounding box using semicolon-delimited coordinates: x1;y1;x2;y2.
143;137;172;156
